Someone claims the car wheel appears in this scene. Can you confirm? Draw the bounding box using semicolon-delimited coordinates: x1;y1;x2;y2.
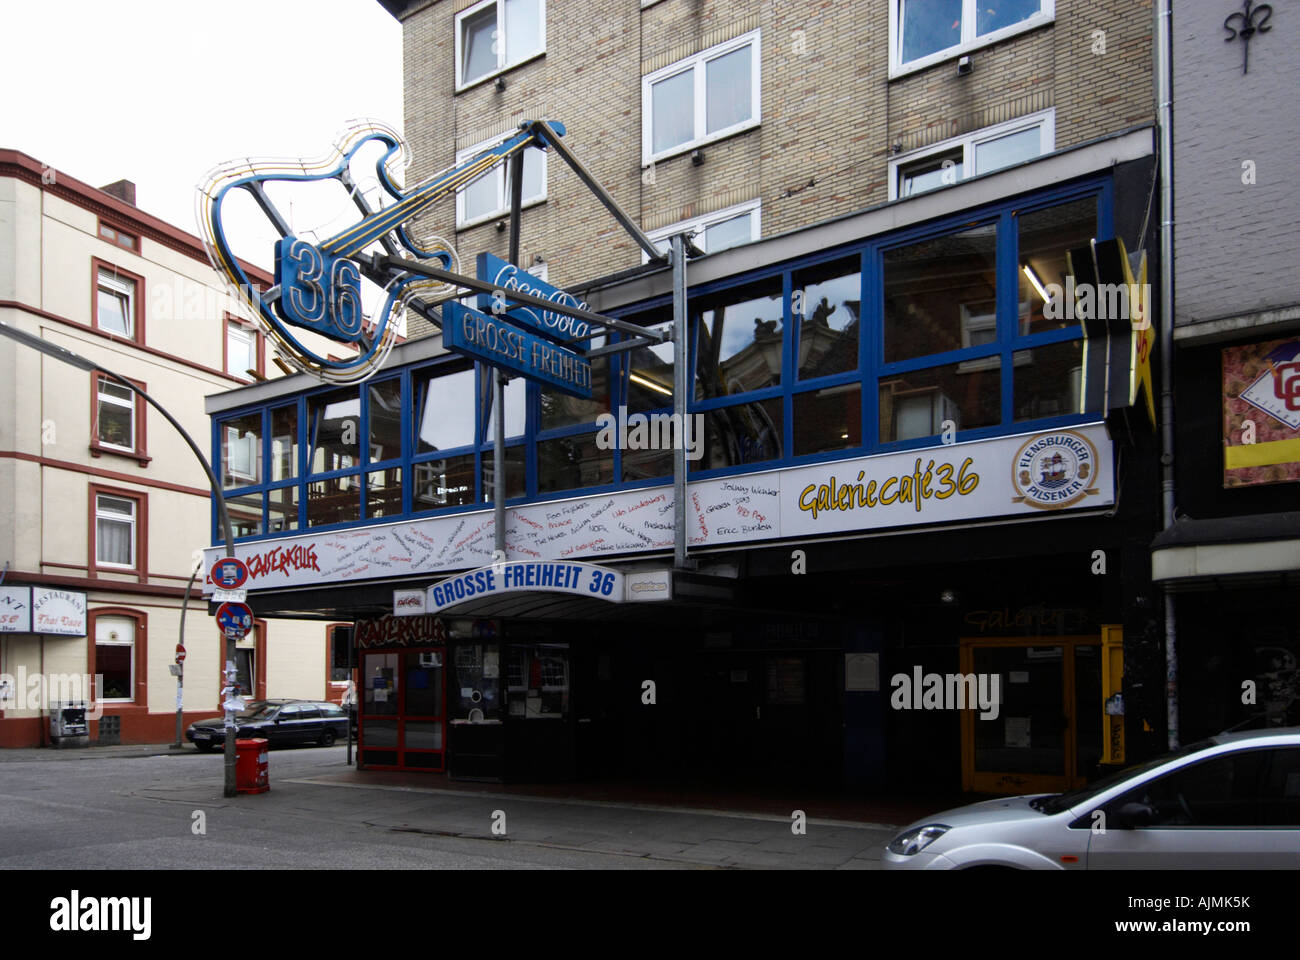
195;741;215;753
320;729;337;747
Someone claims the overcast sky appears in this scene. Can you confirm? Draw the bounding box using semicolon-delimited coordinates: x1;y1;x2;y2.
2;0;403;242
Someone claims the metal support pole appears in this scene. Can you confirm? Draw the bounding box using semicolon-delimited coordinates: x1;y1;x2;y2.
346;626;354;766
172;561;200;749
671;234;689;569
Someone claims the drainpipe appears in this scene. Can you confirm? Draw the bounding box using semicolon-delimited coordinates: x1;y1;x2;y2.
1156;0;1179;750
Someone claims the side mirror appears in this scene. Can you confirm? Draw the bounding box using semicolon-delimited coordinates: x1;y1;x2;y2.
1116;801;1155;828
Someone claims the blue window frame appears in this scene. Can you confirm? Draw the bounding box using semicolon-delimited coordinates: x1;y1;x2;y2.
213;177;1112;543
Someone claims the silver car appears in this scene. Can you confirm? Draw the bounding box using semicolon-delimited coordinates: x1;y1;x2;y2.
882;728;1300;869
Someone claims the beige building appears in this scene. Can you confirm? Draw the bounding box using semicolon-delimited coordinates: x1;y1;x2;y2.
382;0;1152;296
0;149;341;747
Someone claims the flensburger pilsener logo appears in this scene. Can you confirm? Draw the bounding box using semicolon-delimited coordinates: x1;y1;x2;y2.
50;890;151;940
1011;431;1098;510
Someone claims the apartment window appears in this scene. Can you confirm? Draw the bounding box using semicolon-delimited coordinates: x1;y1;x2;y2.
95;268;136;338
225;316;262;379
892;0;1053;75
222;412;263;488
455;134;546;228
647;201;761;261
91;373;148;463
93;492;140;570
642;30;761;163
97;221;139;252
890;111;1055;200
94;614;137;702
455;0;545;90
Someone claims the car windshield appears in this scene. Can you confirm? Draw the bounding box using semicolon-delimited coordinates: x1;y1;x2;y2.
237;702;280;721
1031;739;1217;814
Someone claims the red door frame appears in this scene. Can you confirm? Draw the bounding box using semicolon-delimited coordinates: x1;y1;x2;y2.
358;645;446;772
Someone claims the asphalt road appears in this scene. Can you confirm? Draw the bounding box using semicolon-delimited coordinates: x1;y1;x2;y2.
0;745;893;870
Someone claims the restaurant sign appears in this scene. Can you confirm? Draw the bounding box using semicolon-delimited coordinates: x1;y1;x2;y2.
31;588;87;636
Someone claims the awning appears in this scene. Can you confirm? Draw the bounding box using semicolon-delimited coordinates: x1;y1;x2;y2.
1151;512;1300;588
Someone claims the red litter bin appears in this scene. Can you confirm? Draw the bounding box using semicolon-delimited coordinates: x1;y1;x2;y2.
235;738;269;794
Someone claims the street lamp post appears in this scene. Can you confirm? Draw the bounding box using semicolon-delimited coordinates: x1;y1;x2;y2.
0;321;242;797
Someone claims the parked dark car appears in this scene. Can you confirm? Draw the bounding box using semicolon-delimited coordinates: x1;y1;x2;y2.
186;699;349;751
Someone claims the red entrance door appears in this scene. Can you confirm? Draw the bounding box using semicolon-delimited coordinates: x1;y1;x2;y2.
359;647;446;771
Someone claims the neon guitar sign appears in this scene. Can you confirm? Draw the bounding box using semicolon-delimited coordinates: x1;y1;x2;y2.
197;119;564;383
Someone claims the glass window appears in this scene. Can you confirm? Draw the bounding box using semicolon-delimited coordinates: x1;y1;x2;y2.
366;467;404;519
702;212;753;253
651;69;694;155
1260;748;1300;827
270;406;298;482
457;0;543;87
794;384;860;456
368;379;402;464
696;276;784;399
96;378;135;450
883;224;997;363
96;270;134;337
880;357;1000;442
95;494;136;567
481;445;526;500
1018;198;1097;335
221;413;262;487
459;5;498;85
414;454;477;510
307;476;360;527
309;388;360;474
485;375;527;439
691;398;783;472
644;32;760;161
455;139;546;226
416;366;476;453
898;0;1047;68
95;616;135;701
226;323;255;377
1013;340;1083;422
648;205;761;260
404;650;444;718
900;0;961;63
363;653;399;716
538;433;614;493
974;126;1043;176
452;643;501;721
626;317;675;412
540;333;610;430
795;256;861;379
1110;750;1268;827
228;491;263;538
268;485;299;533
899;148;963;197
705;44;752;134
329;625;352;683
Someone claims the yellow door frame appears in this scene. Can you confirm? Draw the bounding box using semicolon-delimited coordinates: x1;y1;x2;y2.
960;629;1122;795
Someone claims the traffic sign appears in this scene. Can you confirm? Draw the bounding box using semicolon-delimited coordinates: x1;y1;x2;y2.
215;601;254;640
210;557;249;591
175;643;187;664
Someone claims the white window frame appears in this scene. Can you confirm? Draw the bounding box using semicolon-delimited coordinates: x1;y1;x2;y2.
94;494;136;569
888;109;1055;201
644;200;762;263
454;0;547;93
889;0;1055;78
641;30;762;166
225;426;260;484
454;133;548;230
95;378;135;452
96;270;134;338
226;322;256;379
94;615;136;703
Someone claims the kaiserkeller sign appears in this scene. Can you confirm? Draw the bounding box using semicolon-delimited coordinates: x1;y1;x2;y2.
355;615;447;650
204;424;1115;594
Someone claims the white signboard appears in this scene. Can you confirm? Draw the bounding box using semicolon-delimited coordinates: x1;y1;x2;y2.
204;425;1113;594
31;588;87;636
0;586;32;633
624;570;672;602
393;589;426;616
